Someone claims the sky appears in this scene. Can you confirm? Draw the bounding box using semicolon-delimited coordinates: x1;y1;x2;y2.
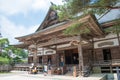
0;0;120;45
0;0;63;44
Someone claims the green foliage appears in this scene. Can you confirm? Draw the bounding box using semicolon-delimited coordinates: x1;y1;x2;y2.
0;52;9;58
0;38;28;65
104;19;120;34
51;5;72;21
1;45;28;59
88;0;119;15
0;57;10;64
0;38;9;48
66;0;90;15
63;22;90;35
105;25;120;34
13;57;22;64
12;48;28;58
56;0;120;20
4;45;28;58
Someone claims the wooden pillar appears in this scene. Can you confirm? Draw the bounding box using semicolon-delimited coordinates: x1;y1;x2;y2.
42;48;48;65
33;47;37;65
91;38;94;63
55;45;59;67
77;35;84;76
29;44;37;65
78;43;84;75
110;65;113;73
28;48;30;63
42;48;44;65
54;36;59;67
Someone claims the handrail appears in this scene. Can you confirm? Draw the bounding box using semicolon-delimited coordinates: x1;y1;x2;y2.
93;59;120;66
14;63;43;67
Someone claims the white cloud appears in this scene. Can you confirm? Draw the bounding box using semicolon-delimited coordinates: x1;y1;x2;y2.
0;0;32;15
0;0;51;15
0;0;63;16
32;0;50;11
0;15;38;44
0;0;63;44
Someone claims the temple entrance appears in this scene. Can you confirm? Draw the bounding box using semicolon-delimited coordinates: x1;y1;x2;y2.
38;56;42;64
103;48;111;61
48;55;52;64
28;57;33;63
65;49;79;65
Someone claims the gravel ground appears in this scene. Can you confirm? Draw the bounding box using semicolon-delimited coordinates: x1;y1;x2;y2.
0;71;106;80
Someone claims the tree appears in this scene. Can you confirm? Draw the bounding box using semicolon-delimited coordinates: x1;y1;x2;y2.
0;39;11;64
0;56;10;65
63;21;91;76
64;0;120;14
0;38;9;58
0;38;9;49
0;38;28;65
53;0;120;20
63;22;90;35
13;57;22;64
105;19;120;45
12;48;28;58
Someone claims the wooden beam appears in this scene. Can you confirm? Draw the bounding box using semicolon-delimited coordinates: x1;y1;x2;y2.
37;36;79;47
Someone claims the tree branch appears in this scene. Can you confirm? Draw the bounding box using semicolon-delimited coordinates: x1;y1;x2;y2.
86;6;120;9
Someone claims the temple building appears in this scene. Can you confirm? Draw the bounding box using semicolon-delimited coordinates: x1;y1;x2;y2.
15;6;120;76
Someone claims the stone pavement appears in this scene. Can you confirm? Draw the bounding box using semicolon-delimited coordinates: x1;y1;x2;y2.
0;71;106;80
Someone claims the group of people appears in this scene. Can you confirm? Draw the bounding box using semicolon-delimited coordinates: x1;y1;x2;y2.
29;63;38;74
29;58;64;75
29;63;52;75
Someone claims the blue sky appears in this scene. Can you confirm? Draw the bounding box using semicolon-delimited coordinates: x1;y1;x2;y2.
0;0;120;44
0;0;63;44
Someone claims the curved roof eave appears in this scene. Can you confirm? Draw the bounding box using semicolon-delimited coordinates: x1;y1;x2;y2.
15;21;69;41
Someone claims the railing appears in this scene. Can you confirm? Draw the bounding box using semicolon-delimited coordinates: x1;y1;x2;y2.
13;63;44;72
14;63;31;67
0;65;12;72
93;59;120;66
14;63;44;67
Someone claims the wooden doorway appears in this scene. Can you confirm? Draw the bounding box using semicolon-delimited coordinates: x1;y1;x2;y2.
65;49;79;64
103;48;112;61
28;57;33;63
38;56;42;64
48;55;52;64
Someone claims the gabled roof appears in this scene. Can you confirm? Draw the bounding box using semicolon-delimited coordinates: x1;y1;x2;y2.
15;14;104;42
36;6;59;32
15;20;69;41
11;42;29;49
101;18;120;28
